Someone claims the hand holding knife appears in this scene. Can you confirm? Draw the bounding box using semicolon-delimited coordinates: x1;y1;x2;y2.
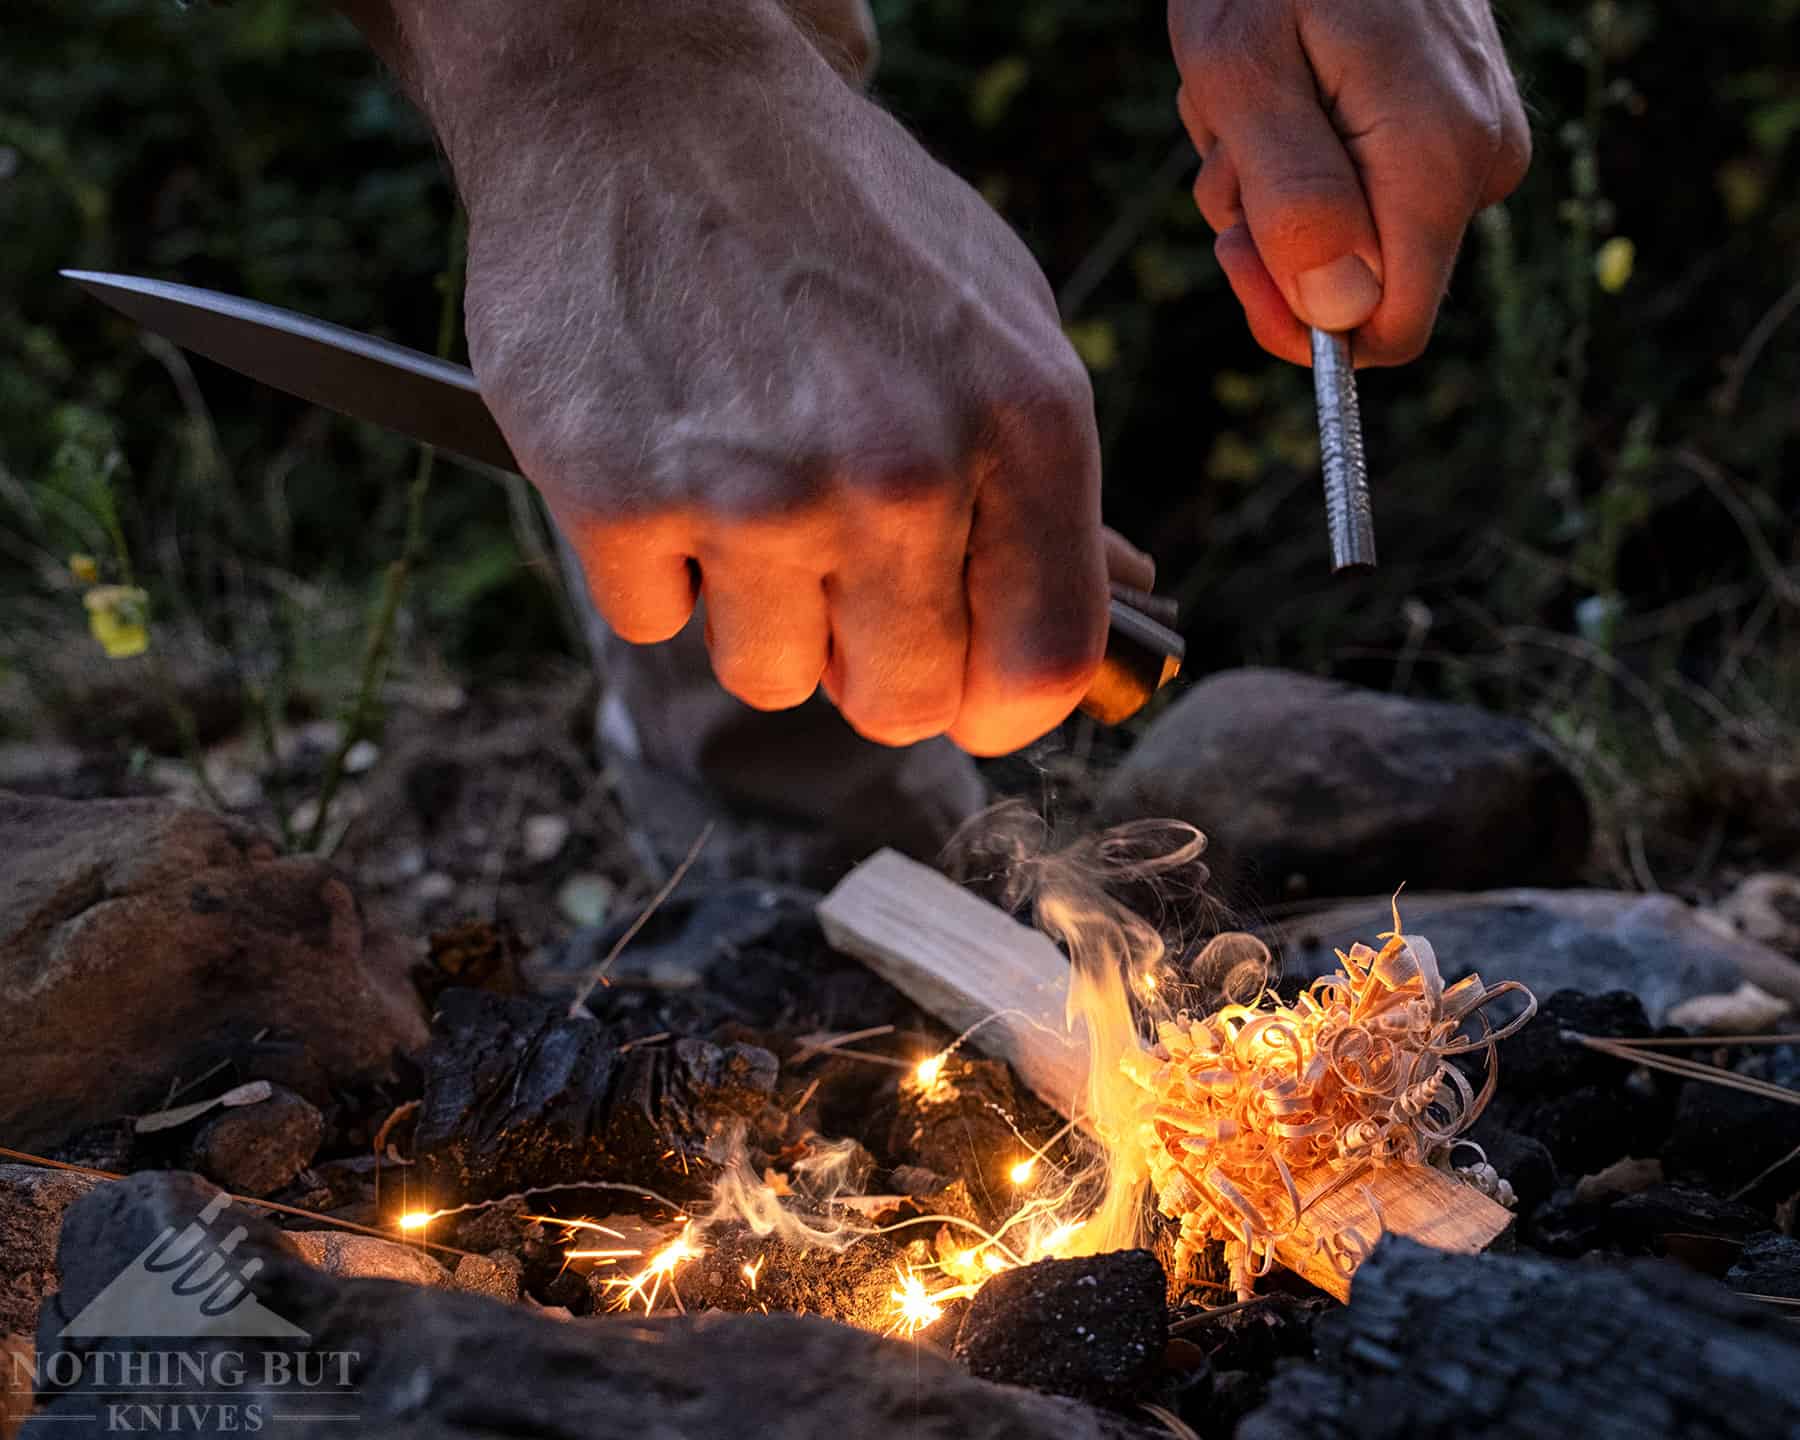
62;269;1372;725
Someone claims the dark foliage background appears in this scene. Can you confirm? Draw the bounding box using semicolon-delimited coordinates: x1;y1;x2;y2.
2;0;1797;878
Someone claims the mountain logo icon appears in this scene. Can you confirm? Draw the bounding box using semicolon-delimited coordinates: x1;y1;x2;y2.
60;1193;309;1340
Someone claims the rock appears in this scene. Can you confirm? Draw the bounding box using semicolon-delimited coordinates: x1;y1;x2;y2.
452;1252;522;1303
1572;1156;1663;1207
413;988;779;1205
555;872;613;926
187;1086;324;1197
1236;1236;1800;1440
1726;1232;1800;1299
35;1171;1137;1439
952;1251;1167;1405
1268;892;1800;1023
522;813;570;864
415;871;456;903
0;793;428;1150
1666;981;1790;1035
1712;873;1800;954
286;1231;451;1288
1663;1044;1800;1195
0;1166;100;1334
1098;669;1590;901
2;1332;34;1440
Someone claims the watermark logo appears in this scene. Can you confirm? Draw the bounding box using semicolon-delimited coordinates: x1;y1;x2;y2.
17;1194;361;1433
59;1193;309;1341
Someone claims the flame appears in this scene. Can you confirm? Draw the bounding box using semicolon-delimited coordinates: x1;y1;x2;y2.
913;1053;946;1090
396;1211;436;1231
741;1254;765;1291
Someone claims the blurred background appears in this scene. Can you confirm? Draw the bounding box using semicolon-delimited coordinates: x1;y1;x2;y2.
2;0;1797;900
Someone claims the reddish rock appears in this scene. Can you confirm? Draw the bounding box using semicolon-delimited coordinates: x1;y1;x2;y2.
0;793;427;1150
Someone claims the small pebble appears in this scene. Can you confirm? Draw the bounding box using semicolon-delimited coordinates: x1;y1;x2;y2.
416;872;457;903
523;814;571;864
557;873;614;928
344;739;381;774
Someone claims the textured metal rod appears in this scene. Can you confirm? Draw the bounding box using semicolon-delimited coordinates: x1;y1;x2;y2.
1310;328;1377;573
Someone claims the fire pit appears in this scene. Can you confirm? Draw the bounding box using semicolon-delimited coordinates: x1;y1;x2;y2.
4;802;1800;1438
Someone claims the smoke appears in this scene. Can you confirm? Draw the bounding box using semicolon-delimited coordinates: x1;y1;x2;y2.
699;1125;867;1252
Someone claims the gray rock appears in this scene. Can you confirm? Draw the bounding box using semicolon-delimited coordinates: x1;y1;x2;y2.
1264;889;1800;1023
1726;1233;1800;1299
1099;668;1590;901
285;1232;451;1288
953;1250;1167;1405
452;1252;521;1303
0;1166;100;1334
35;1172;1138;1439
0;792;429;1150
187;1086;324;1197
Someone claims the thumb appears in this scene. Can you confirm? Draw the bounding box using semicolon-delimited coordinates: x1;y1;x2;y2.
1230;98;1384;333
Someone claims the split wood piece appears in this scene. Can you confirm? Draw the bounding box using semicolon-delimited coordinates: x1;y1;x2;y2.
817;848;1513;1302
816;848;1087;1118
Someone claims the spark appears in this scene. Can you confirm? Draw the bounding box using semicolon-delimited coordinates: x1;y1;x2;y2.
982;1251;1007;1273
1035;1220;1085;1257
913;1053;946;1089
528;1216;626;1239
889;1267;943;1336
564;1249;642;1261
397;1211;436;1231
602;1227;700;1315
1009;1157;1036;1185
1140;970;1160;995
742;1254;765;1292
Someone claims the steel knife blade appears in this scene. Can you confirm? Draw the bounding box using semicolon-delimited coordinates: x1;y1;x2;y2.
62;269;517;473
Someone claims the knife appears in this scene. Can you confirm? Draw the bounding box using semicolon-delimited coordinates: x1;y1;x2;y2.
63;269;1183;724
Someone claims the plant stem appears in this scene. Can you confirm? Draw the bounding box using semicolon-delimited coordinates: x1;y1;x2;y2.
304;211;467;852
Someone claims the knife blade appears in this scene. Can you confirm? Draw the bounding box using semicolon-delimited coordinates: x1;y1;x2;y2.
63;268;1183;721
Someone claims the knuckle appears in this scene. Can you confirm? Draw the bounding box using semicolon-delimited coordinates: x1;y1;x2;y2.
843;685;960;746
714;662;818;713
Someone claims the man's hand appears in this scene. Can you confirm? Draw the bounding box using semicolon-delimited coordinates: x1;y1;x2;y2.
343;0;1108;757
1170;0;1531;365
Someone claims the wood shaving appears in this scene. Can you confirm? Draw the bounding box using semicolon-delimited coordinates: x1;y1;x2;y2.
1124;901;1536;1298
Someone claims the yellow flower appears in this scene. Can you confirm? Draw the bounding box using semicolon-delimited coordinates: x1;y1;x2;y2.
69;554;99;584
1595;236;1635;294
1064;319;1118;372
82;585;150;659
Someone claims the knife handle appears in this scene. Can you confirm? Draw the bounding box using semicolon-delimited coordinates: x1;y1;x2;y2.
1080;593;1184;726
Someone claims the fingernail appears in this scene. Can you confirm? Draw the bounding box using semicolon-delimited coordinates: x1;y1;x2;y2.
1295;255;1383;331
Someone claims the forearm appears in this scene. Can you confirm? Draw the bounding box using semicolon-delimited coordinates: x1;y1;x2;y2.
334;0;870;157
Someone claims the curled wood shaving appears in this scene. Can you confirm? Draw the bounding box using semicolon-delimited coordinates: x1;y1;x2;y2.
1125;901;1536;1299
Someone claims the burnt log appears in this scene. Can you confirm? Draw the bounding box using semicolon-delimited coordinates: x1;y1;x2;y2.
1237;1236;1800;1440
414;989;778;1205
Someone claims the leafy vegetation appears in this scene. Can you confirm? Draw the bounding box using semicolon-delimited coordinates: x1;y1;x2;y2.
2;0;1796;881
